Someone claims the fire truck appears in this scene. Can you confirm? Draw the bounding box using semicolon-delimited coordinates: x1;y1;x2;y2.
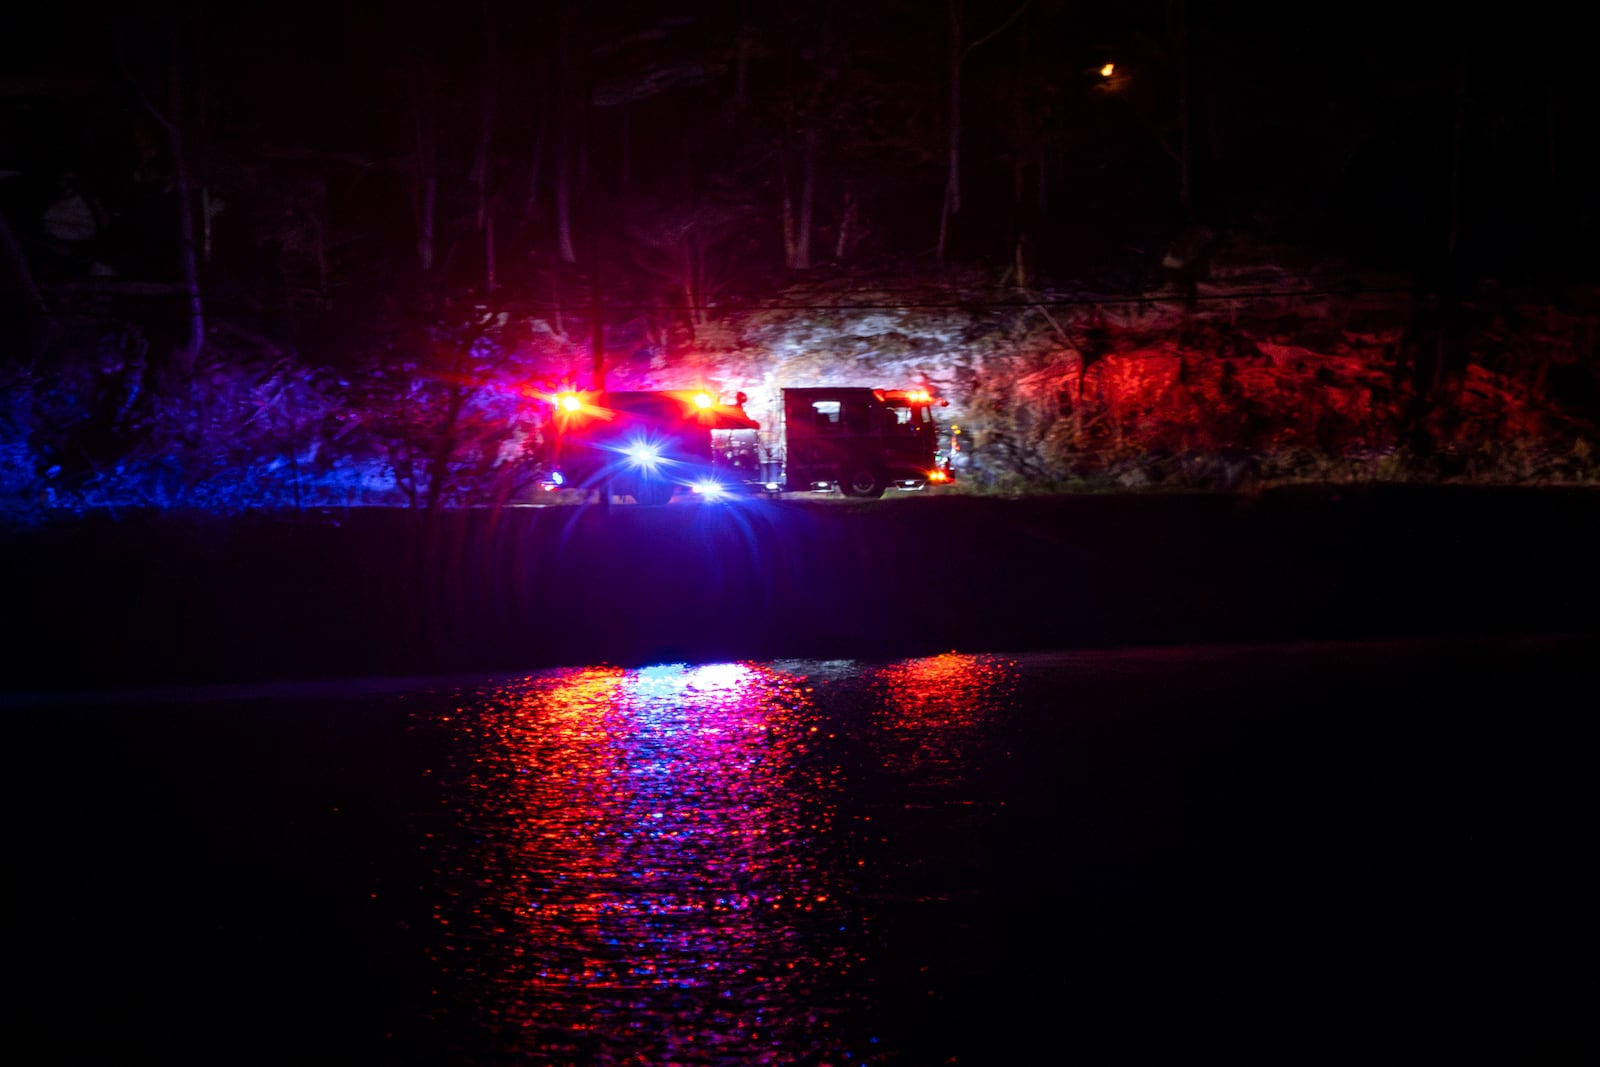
543;388;760;505
770;387;952;497
542;385;952;503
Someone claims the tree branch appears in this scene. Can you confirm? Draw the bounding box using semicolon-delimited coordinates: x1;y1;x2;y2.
962;0;1031;61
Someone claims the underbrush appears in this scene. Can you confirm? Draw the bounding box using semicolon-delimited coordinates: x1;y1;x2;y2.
947;439;1600;496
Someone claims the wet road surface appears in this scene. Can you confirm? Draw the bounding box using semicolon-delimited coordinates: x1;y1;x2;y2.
4;636;1591;1062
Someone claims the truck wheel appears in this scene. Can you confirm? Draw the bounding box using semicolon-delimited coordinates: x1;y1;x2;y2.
842;467;886;498
634;479;674;506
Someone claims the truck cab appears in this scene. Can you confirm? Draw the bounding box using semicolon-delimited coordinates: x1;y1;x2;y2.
780;387;951;498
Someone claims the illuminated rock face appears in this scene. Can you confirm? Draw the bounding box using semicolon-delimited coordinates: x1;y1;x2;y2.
645;274;1600;488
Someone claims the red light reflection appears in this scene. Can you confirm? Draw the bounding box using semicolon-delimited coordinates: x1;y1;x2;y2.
418;662;862;1063
873;653;1017;788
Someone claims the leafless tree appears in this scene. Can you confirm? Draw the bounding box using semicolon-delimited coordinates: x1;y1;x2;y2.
470;1;503;291
937;0;1030;264
127;65;205;372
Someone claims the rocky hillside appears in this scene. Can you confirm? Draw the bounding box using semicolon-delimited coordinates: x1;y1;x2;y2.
617;258;1600;490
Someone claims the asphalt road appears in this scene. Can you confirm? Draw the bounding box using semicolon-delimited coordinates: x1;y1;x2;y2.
4;485;1599;689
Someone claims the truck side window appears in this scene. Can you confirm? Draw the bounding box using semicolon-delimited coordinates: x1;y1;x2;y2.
812;400;841;432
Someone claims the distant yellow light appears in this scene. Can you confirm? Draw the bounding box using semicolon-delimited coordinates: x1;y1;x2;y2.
693;392;714;409
1101;62;1115;78
559;394;582;412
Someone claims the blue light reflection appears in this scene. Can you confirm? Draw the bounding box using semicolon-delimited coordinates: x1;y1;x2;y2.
420;660;863;1063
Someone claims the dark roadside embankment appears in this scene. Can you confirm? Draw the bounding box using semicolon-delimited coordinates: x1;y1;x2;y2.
4;485;1599;691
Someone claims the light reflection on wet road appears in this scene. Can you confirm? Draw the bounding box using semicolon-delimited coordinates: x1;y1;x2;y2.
5;638;1591;1063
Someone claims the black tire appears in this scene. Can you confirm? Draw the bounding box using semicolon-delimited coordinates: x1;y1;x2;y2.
634;479;674;506
841;466;886;498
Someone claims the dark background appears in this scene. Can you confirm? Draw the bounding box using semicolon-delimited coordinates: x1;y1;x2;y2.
6;0;1596;308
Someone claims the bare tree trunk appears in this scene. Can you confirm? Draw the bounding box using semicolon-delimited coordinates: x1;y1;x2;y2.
937;0;961;264
484;209;497;291
781;146;798;267
796;124;817;270
734;6;751;111
410;67;438;272
834;191;857;259
550;270;565;339
137;66;205;372
200;187;215;266
934;0;1029;263
1447;58;1465;256
555;35;577;267
692;236;709;328
779;127;817;271
556;88;576;262
170;75;204;368
474;1;499;290
679;235;702;344
677;235;696;333
1168;0;1192;223
193;8;213;267
556;125;576;262
522;99;546;224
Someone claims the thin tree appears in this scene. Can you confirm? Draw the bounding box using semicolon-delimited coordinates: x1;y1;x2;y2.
555;3;579;264
780;1;832;271
409;64;439;273
127;63;205;371
472;0;500;290
1167;0;1192;223
937;0;1030;264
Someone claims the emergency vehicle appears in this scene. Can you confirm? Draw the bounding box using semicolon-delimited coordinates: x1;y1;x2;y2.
771;387;952;497
542;385;952;502
543;388;759;505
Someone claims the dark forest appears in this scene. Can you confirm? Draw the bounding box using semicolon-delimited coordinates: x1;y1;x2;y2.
4;0;1598;512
